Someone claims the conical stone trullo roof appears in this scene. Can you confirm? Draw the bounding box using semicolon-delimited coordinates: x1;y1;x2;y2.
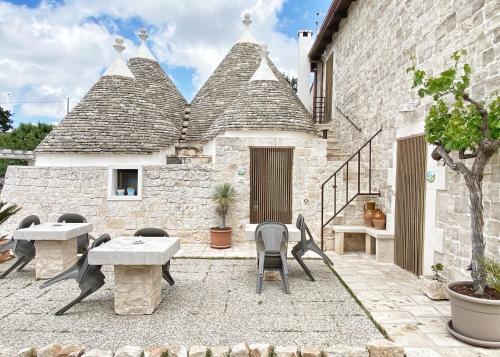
203;45;315;140
128;29;187;132
185;14;293;142
36;38;180;154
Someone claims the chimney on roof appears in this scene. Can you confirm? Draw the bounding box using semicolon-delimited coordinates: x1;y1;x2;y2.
103;37;135;78
297;30;313;110
238;12;257;43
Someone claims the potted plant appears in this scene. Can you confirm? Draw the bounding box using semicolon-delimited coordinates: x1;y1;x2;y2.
421;263;449;300
210;183;236;249
126;187;135;196
408;50;500;346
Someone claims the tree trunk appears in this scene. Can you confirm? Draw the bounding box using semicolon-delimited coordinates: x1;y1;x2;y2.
466;177;486;294
221;215;226;229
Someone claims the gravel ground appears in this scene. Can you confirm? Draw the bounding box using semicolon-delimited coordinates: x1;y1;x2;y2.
0;258;383;349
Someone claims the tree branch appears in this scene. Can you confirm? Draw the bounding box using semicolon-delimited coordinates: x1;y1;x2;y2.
463;93;489;136
459;149;478;160
433;144;471;177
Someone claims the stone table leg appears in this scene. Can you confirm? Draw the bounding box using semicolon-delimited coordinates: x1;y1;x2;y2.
114;265;162;315
376;238;394;263
35;238;77;279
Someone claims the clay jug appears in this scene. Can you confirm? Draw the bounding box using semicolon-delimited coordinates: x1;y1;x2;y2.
372;208;386;230
363;202;376;227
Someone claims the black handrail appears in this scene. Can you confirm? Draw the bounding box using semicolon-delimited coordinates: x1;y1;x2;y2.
320;128;382;249
336;106;361;132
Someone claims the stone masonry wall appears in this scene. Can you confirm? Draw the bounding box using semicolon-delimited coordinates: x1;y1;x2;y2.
328;0;499;278
0;136;328;244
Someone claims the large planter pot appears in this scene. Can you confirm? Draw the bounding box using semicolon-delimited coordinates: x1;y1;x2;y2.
446;281;500;347
210;227;232;249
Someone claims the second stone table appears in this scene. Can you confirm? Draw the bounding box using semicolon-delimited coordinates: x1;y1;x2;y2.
88;236;180;315
14;222;93;279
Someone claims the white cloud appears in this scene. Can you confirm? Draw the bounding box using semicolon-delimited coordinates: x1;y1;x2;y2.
0;0;299;122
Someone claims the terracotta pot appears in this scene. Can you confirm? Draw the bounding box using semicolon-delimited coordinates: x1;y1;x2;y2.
446;281;500;347
209;227;232;249
363;202;376;227
372;208;386;230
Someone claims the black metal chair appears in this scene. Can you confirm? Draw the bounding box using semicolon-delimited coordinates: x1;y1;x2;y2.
292;214;334;282
40;233;111;315
57;213;92;254
0;215;40;279
134;228;175;285
255;221;290;294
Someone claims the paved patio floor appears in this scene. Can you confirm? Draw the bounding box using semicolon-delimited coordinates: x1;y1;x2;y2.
0;256;383;350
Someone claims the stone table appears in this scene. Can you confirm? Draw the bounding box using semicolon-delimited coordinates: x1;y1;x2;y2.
88;236;180;315
14;222;93;279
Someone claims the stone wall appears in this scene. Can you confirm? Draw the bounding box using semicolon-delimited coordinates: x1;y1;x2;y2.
326;0;499;278
0;136;328;244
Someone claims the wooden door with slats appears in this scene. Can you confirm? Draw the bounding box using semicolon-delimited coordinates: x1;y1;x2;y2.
250;147;293;224
395;135;427;275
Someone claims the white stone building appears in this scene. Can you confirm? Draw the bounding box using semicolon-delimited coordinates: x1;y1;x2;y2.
304;0;499;279
1;15;328;244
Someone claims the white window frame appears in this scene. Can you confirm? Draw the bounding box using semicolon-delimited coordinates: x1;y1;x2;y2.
107;166;143;201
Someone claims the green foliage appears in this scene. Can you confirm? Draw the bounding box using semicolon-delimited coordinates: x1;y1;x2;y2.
0;106;13;133
212;183;236;228
0;122;53;176
431;263;444;280
283;72;298;93
480;257;500;293
0;122;53;151
407;50;499;153
0;201;21;226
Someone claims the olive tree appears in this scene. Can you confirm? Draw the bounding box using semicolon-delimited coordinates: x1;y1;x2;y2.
408;50;499;294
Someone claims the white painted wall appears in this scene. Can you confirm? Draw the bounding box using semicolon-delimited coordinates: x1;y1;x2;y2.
297;30;313;110
35;148;174;167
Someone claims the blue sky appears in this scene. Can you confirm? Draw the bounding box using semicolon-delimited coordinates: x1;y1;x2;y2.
1;0;331;126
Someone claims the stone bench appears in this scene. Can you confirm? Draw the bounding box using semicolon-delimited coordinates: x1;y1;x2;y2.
332;225;394;263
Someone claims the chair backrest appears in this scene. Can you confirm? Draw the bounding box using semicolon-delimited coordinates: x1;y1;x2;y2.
255;221;288;253
134;228;169;237
77;233;111;283
58;213;87;224
295;214;307;243
18;215;40;229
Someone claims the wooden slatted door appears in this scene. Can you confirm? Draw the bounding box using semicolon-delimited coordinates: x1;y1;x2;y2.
395;135;427;275
250;147;293;224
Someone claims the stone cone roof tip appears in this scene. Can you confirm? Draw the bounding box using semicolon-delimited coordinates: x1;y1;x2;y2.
132;28;157;61
128;28;187;132
103;37;135;78
237;12;257;43
250;44;278;81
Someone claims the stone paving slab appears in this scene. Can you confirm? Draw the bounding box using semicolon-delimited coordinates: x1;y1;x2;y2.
330;252;498;356
0;258;382;350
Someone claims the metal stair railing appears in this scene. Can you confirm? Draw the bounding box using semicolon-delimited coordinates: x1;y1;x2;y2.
320;128;382;249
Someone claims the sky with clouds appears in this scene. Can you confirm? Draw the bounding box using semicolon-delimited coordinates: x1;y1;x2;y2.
0;0;331;126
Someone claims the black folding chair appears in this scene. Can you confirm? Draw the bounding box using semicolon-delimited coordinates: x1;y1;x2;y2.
40;233;111;315
57;213;93;254
0;215;40;279
255;221;290;294
291;214;334;282
134;228;175;285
